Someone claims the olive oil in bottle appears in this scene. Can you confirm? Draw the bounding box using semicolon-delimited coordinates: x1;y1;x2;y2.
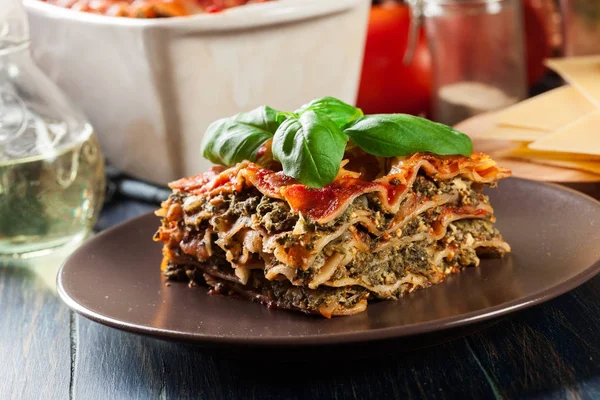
0;125;105;257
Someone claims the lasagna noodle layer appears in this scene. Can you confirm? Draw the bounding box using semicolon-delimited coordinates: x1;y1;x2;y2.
167;152;510;223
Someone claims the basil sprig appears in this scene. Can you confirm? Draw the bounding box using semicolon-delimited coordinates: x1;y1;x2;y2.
200;96;473;188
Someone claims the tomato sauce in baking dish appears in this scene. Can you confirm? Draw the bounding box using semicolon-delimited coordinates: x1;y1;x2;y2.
41;0;271;18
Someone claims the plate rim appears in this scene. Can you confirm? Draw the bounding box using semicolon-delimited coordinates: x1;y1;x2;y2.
57;178;600;347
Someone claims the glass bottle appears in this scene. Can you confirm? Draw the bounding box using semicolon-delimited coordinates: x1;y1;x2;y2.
406;0;527;126
0;0;105;259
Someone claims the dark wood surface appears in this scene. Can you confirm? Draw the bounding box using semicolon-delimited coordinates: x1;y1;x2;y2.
3;186;600;399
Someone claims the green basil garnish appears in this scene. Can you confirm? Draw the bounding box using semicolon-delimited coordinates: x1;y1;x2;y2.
343;114;473;157
272;111;348;188
200;105;281;166
200;97;473;188
295;96;363;128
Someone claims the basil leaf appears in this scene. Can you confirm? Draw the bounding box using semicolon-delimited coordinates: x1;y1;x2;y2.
295;96;363;128
272;111;348;188
343;114;473;157
201;105;281;166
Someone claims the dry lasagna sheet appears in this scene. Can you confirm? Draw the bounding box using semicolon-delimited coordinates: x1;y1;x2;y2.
155;152;511;317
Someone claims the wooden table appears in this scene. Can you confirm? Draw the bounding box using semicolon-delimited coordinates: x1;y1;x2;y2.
2;188;600;399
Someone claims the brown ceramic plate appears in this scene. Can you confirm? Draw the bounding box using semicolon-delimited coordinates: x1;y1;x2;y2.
57;178;600;348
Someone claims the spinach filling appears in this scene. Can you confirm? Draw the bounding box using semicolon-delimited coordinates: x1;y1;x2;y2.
330;219;503;298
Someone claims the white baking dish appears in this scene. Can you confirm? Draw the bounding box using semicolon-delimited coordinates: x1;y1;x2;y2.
24;0;370;184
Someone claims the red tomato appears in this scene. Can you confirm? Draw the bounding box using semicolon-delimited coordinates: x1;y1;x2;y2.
356;4;431;116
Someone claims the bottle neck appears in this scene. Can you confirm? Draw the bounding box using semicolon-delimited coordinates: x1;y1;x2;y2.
0;7;31;56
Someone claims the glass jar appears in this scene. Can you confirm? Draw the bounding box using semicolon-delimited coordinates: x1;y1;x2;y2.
407;0;527;125
560;0;600;56
0;0;105;259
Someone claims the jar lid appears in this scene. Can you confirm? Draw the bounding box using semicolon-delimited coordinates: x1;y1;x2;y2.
423;0;503;3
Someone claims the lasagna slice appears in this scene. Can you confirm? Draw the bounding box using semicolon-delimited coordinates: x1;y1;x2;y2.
154;151;511;317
